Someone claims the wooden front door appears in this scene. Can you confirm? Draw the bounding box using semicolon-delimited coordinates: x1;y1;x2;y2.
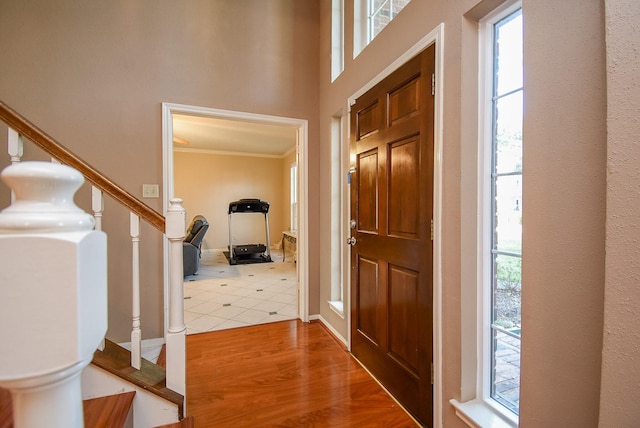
349;45;435;426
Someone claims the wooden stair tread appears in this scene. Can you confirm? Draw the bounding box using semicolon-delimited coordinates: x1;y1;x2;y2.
92;339;183;418
156;344;166;368
154;416;195;428
83;391;135;428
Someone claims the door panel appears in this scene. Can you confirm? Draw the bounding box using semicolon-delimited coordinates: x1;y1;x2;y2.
388;76;420;127
388;137;420;238
356;100;381;140
357;149;379;233
357;255;380;345
388;264;419;374
350;45;435;426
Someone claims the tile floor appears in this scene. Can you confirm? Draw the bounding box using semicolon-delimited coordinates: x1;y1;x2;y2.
183;248;298;334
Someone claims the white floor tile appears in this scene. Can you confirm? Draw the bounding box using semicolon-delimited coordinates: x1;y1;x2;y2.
214;319;251;331
184;249;298;333
188;314;226;332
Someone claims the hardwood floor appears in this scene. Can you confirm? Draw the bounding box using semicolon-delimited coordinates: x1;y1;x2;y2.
186;320;419;427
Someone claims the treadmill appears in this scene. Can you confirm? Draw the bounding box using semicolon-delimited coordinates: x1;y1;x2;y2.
227;198;272;265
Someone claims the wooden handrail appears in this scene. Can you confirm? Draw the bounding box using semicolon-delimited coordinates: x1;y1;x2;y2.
0;100;165;233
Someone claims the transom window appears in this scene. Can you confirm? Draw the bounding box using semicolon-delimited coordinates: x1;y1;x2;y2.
354;0;411;57
486;5;523;416
368;0;411;41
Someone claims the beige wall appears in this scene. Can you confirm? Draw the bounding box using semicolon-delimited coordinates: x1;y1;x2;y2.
599;0;640;425
2;0;639;425
0;0;319;341
174;150;287;250
519;1;607;426
317;0;619;426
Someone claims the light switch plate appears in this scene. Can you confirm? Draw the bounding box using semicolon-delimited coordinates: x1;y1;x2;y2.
142;184;159;198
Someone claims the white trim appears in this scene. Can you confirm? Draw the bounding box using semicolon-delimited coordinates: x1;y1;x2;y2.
161;103;310;330
345;23;445;428
353;0;368;58
478;5;495;405
331;0;345;82
173;146;291;159
450;399;517;428
318;314;348;347
457;2;522;426
432;23;445;428
328;300;345;318
283;145;296;158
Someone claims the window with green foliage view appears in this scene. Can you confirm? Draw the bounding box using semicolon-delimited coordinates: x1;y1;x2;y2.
489;6;523;415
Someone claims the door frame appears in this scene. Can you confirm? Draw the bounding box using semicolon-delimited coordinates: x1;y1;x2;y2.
345;23;444;427
161;102;310;325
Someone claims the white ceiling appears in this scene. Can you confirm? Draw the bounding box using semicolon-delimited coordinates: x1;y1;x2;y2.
172;114;297;157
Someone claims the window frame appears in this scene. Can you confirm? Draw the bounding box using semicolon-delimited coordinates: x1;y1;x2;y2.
328;113;346;317
451;1;522;426
367;0;410;41
290;162;298;233
485;5;523;415
353;0;411;57
331;0;344;82
479;0;523;419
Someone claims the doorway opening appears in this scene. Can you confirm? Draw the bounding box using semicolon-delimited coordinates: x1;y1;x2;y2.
161;103;310;332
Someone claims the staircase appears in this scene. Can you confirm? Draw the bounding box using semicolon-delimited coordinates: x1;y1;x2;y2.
0;101;192;427
2;386;195;427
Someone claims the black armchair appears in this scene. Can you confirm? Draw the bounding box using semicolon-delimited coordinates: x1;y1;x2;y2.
183;215;209;276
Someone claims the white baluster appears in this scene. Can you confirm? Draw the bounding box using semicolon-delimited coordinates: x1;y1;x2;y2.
92;186;106;351
7;128;22;164
92;186;104;231
7;129;23;204
165;198;186;395
130;212;142;370
0;161;107;428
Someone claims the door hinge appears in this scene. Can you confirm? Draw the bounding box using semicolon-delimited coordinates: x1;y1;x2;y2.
431;73;435;96
430;219;434;241
431;362;434;384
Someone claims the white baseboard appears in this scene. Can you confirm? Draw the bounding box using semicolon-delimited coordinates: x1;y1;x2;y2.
317;314;348;347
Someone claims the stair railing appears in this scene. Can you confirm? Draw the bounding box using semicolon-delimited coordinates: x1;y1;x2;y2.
0;100;186;396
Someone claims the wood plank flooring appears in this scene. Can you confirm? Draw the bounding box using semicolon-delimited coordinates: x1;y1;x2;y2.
82;391;135;427
186;320;419;427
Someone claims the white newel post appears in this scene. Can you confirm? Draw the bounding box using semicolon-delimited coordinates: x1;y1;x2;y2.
165;198;186;396
0;162;107;428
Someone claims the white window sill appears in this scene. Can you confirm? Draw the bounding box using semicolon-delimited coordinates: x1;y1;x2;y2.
450;399;517;428
328;300;344;319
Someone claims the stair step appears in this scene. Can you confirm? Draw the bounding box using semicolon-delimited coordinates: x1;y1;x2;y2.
156;344;166;368
91;339;184;418
0;387;12;428
2;340;183;427
83;391;135;428
1;389;136;428
154;416;195;428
